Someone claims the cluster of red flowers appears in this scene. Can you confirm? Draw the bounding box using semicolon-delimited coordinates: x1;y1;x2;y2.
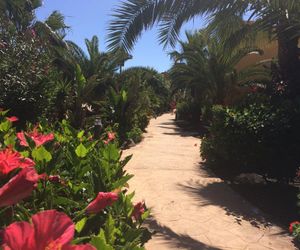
0;116;147;248
0;123;55;208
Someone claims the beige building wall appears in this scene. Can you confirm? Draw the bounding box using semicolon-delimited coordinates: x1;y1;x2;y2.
235;40;278;71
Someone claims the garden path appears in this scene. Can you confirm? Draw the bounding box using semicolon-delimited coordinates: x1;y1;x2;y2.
124;113;296;250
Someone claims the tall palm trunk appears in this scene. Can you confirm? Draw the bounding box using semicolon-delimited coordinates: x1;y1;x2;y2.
72;100;86;129
277;22;300;97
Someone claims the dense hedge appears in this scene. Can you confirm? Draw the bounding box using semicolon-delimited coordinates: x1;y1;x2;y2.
201;95;300;181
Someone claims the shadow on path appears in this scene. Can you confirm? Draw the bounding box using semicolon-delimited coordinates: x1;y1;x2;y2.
146;217;222;250
178;179;273;228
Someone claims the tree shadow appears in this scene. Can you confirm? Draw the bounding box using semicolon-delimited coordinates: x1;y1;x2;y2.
163;131;201;137
178;177;275;228
157;125;182;130
145;216;222;250
157;124;202;138
187;163;300;229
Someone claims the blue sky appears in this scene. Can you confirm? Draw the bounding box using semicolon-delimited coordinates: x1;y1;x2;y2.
36;1;203;72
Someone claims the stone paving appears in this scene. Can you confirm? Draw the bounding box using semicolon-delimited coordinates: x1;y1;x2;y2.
124;113;296;250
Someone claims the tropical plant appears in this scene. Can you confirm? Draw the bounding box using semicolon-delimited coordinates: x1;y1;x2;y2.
0;110;152;249
169;30;269;123
108;0;300;97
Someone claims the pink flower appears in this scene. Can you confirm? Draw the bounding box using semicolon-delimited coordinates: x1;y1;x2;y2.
107;132;116;141
0;167;40;208
0;148;35;176
289;221;300;233
86;192;118;214
1;210;96;250
104;132;116;145
132;202;145;220
17;129;54;147
6;116;18;122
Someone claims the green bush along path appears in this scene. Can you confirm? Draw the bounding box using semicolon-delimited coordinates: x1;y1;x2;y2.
124;113;295;250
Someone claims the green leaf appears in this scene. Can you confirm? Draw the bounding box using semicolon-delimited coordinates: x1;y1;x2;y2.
0;120;11;132
103;144;120;162
71;236;91;245
20;151;30;158
75;143;88;158
112;174;133;189
75;217;87;233
32;146;52;162
121;90;128;102
120;155;133;167
53;196;79;206
105;214;116;245
4;135;15;147
91;230;114;250
141;210;150;220
77;130;85;139
75;64;86;90
0;110;9;116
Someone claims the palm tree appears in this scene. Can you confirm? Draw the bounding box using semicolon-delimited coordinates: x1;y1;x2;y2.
108;0;300;96
169;30;269;106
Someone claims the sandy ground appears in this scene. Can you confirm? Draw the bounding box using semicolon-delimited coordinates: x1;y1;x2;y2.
124;114;296;250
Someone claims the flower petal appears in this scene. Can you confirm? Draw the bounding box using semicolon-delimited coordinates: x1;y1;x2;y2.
32;210;75;249
2;221;35;250
0;167;40;207
86;192;118;214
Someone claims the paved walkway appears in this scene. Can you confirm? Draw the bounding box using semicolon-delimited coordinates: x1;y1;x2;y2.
124;114;296;250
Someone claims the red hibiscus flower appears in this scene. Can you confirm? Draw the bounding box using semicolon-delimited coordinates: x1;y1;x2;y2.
86;192;118;214
6;116;18;122
17;129;54;147
1;210;96;250
0;167;40;208
132;202;145;220
0;148;35;176
289;221;300;233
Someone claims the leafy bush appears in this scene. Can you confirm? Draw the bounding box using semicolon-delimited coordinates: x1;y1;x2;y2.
126;127;143;143
0;27;56;126
201;96;300;181
0;111;151;249
176;101;202;123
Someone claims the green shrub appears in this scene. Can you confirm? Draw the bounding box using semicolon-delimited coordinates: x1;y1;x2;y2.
126;127;143;143
0;27;57;126
201;96;300;181
176;101;201;123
